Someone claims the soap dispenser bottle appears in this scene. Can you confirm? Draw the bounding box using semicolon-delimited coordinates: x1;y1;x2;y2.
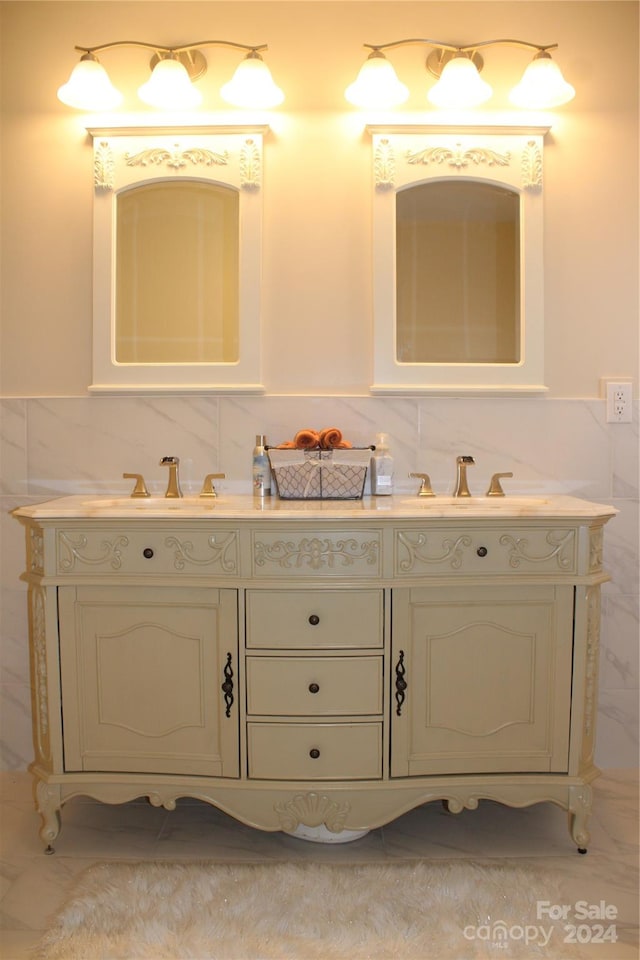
252;435;271;497
371;433;394;495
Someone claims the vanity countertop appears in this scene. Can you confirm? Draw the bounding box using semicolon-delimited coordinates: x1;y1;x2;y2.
13;493;617;521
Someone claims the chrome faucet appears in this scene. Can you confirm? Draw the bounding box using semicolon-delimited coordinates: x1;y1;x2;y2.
453;455;475;497
160;456;182;498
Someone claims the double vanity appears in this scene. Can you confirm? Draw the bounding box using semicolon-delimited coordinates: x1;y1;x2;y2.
14;490;615;852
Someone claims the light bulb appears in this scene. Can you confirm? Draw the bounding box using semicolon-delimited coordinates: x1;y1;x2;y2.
220;54;284;108
428;55;492;108
57;55;123;110
509;53;575;108
345;52;409;109
138;57;202;109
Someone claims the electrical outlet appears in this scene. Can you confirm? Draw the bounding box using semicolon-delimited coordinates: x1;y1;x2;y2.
605;381;633;423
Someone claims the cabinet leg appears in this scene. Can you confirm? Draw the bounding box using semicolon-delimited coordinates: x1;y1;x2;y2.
35;780;61;853
568;784;592;853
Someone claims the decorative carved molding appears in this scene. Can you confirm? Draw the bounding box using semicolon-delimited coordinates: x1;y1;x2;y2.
147;793;177;811
94;141;115;190
568;784;592;851
374;138;395;187
30;585;50;764
499;530;575;569
274;792;351;832
125;144;228;171
164;534;237;572
240;138;261;189
522;139;543;190
29;526;44;575
397;532;472;572
406;143;511;170
583;587;601;743
58;532;129;571
589;527;604;573
35;780;62;850
254;537;379;570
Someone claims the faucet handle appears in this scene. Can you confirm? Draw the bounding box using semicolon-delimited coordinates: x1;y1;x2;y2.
409;472;436;497
200;473;225;498
123;473;150;498
486;472;514;497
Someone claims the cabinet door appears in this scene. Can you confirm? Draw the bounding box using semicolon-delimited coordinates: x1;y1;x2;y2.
391;585;573;776
59;585;238;777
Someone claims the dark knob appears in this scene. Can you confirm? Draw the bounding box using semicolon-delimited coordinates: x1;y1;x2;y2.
308;614;320;626
308;683;320;694
477;546;488;557
143;547;154;559
309;748;320;759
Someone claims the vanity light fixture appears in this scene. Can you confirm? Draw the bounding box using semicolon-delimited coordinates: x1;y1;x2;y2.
346;38;575;110
57;40;285;111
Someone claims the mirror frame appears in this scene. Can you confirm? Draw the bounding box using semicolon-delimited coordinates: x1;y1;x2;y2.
368;123;550;395
87;125;267;394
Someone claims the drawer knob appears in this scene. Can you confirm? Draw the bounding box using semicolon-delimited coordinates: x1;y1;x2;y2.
308;614;320;626
308;682;320;694
142;547;154;559
477;546;488;557
309;748;320;759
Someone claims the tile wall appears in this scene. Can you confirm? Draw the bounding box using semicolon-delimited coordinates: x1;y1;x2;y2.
1;394;637;768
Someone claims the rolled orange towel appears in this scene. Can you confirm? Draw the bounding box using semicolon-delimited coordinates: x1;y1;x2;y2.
336;440;353;448
319;427;343;449
276;440;297;448
294;429;320;449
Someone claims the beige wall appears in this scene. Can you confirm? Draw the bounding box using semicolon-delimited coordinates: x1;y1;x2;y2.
1;0;638;398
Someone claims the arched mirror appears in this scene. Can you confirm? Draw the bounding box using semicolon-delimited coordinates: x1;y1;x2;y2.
88;126;266;394
396;180;520;364
369;124;549;395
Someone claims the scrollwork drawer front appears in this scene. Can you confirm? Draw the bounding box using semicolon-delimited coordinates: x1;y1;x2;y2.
55;527;238;576
395;526;577;576
246;656;383;716
247;722;382;780
251;528;382;579
246;590;383;649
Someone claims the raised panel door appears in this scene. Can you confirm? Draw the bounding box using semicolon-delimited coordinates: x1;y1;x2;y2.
59;585;239;776
391;584;573;776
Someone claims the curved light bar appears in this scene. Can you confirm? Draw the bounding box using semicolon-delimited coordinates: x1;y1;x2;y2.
346;37;575;111
57;39;284;111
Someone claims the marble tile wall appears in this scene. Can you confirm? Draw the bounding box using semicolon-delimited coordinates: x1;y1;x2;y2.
1;395;638;768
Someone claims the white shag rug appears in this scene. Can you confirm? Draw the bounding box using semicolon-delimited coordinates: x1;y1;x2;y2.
35;859;573;960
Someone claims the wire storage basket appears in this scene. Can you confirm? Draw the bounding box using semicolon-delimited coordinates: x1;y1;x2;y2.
268;448;370;500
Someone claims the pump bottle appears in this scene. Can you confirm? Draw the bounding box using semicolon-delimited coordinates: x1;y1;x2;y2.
252;435;271;497
370;433;394;495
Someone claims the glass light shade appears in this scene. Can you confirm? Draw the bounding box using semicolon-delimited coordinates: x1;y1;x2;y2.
57;57;123;110
427;55;492;108
220;55;284;108
509;54;576;108
345;54;410;109
138;57;203;109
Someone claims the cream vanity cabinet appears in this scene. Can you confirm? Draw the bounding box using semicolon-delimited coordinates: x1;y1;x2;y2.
14;495;614;853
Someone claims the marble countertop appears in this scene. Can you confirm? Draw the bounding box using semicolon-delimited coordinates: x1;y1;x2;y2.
13;493;617;521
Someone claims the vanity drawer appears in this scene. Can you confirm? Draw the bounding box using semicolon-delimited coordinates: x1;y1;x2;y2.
55;526;239;577
246;656;383;716
245;589;383;649
395;525;577;577
247;722;382;780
